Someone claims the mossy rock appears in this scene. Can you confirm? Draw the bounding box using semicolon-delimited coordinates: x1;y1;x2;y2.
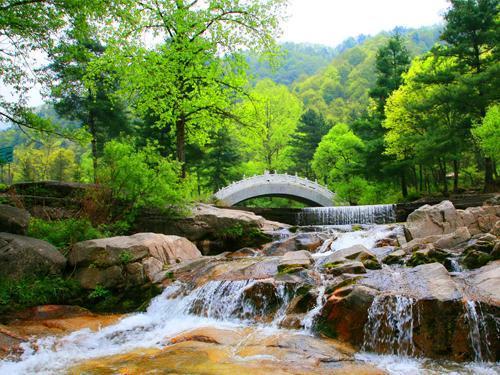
462;250;493;270
407;248;449;267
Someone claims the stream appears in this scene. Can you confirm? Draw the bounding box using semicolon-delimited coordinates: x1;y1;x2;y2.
0;206;498;374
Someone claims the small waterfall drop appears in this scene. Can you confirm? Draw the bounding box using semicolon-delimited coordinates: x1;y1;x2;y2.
301;274;327;332
298;204;396;226
464;300;494;362
362;295;416;357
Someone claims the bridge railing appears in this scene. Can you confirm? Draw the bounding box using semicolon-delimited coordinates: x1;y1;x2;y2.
214;171;334;200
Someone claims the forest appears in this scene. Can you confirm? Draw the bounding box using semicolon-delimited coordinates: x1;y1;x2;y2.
0;0;498;216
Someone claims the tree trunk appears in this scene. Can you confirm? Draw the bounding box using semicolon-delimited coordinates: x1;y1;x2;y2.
419;164;423;192
453;159;459;193
176;116;186;178
484;157;496;192
440;159;449;196
88;111;98;184
400;170;408;198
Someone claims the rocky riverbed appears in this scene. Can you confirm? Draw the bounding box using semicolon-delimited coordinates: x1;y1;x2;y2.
0;199;499;374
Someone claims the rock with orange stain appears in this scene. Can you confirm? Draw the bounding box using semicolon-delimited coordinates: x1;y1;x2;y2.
68;327;384;375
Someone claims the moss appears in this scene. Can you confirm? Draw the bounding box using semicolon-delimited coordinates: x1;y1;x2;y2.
0;276;83;316
323;261;344;269
277;264;304;274
363;259;382;270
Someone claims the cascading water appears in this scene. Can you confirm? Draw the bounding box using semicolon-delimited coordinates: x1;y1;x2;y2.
464;300;494;363
301;274;327;332
362;295;417;357
297;204;396;225
0;280;293;374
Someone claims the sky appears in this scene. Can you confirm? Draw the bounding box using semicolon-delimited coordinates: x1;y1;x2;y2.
280;0;449;46
4;0;450;110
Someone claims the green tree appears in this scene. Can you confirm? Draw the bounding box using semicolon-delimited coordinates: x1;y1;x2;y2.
289;109;330;178
384;55;472;194
369;34;411;115
437;0;499;191
236;79;303;172
89;0;286;177
0;0;117;138
312;123;365;184
473;104;500;163
48;21;130;182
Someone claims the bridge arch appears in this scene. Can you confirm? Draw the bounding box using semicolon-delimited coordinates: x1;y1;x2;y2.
214;172;334;207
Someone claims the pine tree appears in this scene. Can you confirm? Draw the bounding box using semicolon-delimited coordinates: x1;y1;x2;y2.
290;109;330;178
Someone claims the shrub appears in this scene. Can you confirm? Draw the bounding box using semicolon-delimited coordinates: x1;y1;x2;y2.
28;218;109;252
0;276;82;314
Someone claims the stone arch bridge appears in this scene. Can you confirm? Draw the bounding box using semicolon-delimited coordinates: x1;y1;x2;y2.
214;172;334;207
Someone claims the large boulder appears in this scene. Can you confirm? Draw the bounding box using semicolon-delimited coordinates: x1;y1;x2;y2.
0;233;66;280
0;205;30;235
405;200;463;240
134;204;286;255
469;260;500;304
69;233;201;289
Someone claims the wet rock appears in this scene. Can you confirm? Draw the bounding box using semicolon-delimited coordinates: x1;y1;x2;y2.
406;246;450;267
469;260;500;303
382;249;406;265
374;237;399;248
403;227;471;252
262;232;326;256
462;249;493;269
0;325;27;359
319;285;377;347
323;261;366;277
319;244;380;270
0;232;66;280
491;242;500;260
278;250;313;273
225;247;258;258
406;200;463;240
0;204;30;235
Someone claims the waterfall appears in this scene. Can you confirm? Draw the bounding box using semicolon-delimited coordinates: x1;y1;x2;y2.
297;204;396;225
464;301;494;362
0;280;294;374
362;295;416;356
301;274;327;332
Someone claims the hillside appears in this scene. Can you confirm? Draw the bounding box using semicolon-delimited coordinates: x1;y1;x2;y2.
292;25;442;124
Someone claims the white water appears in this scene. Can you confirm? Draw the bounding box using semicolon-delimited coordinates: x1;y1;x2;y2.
313;224;396;258
465;300;494;363
362;295;416;357
298;204;396;225
0;281;287;375
301;274;327;332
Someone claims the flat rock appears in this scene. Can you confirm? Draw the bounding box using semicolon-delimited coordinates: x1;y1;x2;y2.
69;233;201;268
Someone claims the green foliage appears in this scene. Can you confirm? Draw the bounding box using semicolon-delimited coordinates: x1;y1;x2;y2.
290;109;330;178
88;284;111;300
28;218;108;251
312;123;365;184
0;276;82;314
236;79;303;172
97;139;190;215
473;105;500;162
119;251;133;265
